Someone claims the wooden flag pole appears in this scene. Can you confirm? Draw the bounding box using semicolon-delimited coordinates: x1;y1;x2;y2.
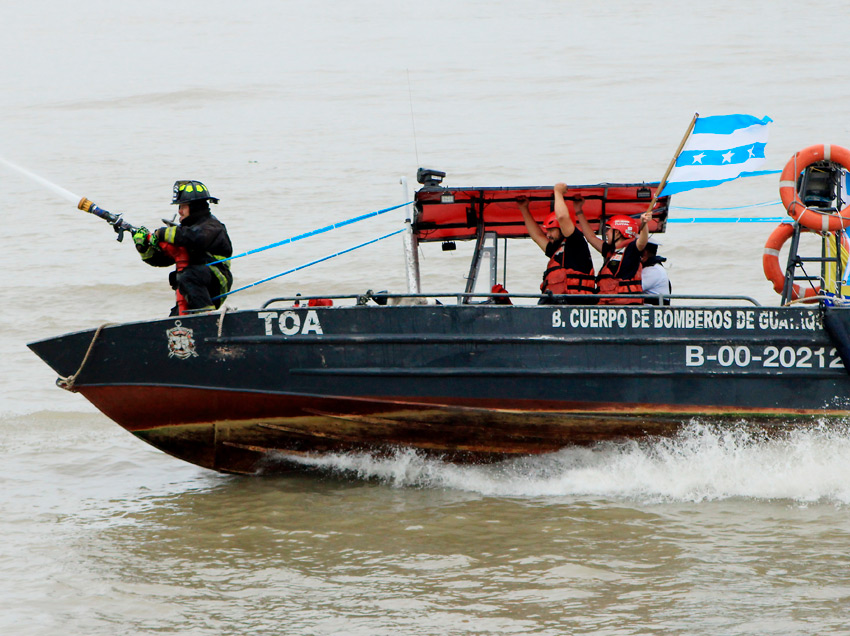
644;112;700;216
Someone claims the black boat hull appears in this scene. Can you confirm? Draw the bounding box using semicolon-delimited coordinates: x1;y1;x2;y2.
28;304;850;474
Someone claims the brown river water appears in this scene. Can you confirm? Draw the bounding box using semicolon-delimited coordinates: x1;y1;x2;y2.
3;1;850;633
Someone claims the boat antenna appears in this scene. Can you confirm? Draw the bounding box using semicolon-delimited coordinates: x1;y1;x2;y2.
407;69;420;168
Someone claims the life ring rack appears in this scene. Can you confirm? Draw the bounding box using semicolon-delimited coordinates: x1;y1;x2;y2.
762;222;820;301
779;144;850;232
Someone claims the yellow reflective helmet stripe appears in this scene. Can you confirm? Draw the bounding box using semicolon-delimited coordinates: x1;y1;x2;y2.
178;182;206;192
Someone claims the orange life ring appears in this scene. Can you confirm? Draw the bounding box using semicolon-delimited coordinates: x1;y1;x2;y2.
779;144;850;231
762;223;820;300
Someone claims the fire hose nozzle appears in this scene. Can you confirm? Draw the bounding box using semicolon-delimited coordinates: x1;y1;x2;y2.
78;197;94;212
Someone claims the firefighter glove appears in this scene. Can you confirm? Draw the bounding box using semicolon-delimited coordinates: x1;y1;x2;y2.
132;227;156;253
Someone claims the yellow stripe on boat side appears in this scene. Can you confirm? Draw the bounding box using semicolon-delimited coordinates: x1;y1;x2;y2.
824;232;850;296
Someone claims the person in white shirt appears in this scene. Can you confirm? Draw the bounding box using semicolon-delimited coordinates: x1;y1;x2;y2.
640;237;671;305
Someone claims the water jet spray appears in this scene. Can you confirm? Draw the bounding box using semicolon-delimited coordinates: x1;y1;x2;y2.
0;155;140;240
0;156;81;204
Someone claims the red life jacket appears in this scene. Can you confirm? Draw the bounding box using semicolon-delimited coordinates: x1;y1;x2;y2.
540;243;596;295
596;249;643;305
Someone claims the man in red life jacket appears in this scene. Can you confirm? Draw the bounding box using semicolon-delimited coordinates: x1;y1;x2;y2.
575;208;652;305
132;180;233;315
518;183;595;305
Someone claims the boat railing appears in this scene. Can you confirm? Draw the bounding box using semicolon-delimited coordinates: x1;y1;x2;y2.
261;291;765;309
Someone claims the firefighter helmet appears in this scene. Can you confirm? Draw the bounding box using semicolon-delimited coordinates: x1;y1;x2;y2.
172;180;219;205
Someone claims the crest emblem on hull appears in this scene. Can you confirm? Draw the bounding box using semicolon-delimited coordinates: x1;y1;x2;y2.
166;320;198;359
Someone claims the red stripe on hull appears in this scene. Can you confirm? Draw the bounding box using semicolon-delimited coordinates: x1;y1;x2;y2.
80;385;836;431
76;385;842;475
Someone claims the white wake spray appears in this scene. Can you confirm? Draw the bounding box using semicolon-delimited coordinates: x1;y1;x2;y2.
274;420;850;503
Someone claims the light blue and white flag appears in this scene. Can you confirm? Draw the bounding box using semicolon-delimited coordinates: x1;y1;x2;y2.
660;114;777;196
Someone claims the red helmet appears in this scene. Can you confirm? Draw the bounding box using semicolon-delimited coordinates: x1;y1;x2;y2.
542;213;559;229
607;215;638;239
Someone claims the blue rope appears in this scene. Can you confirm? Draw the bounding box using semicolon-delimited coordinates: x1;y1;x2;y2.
209;198;781;268
668;217;787;223
669;200;782;211
209;198;793;299
208;201;412;266
216;229;405;299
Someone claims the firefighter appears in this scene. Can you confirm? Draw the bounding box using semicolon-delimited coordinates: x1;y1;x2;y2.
518;183;595;304
133;180;233;315
576;209;652;305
